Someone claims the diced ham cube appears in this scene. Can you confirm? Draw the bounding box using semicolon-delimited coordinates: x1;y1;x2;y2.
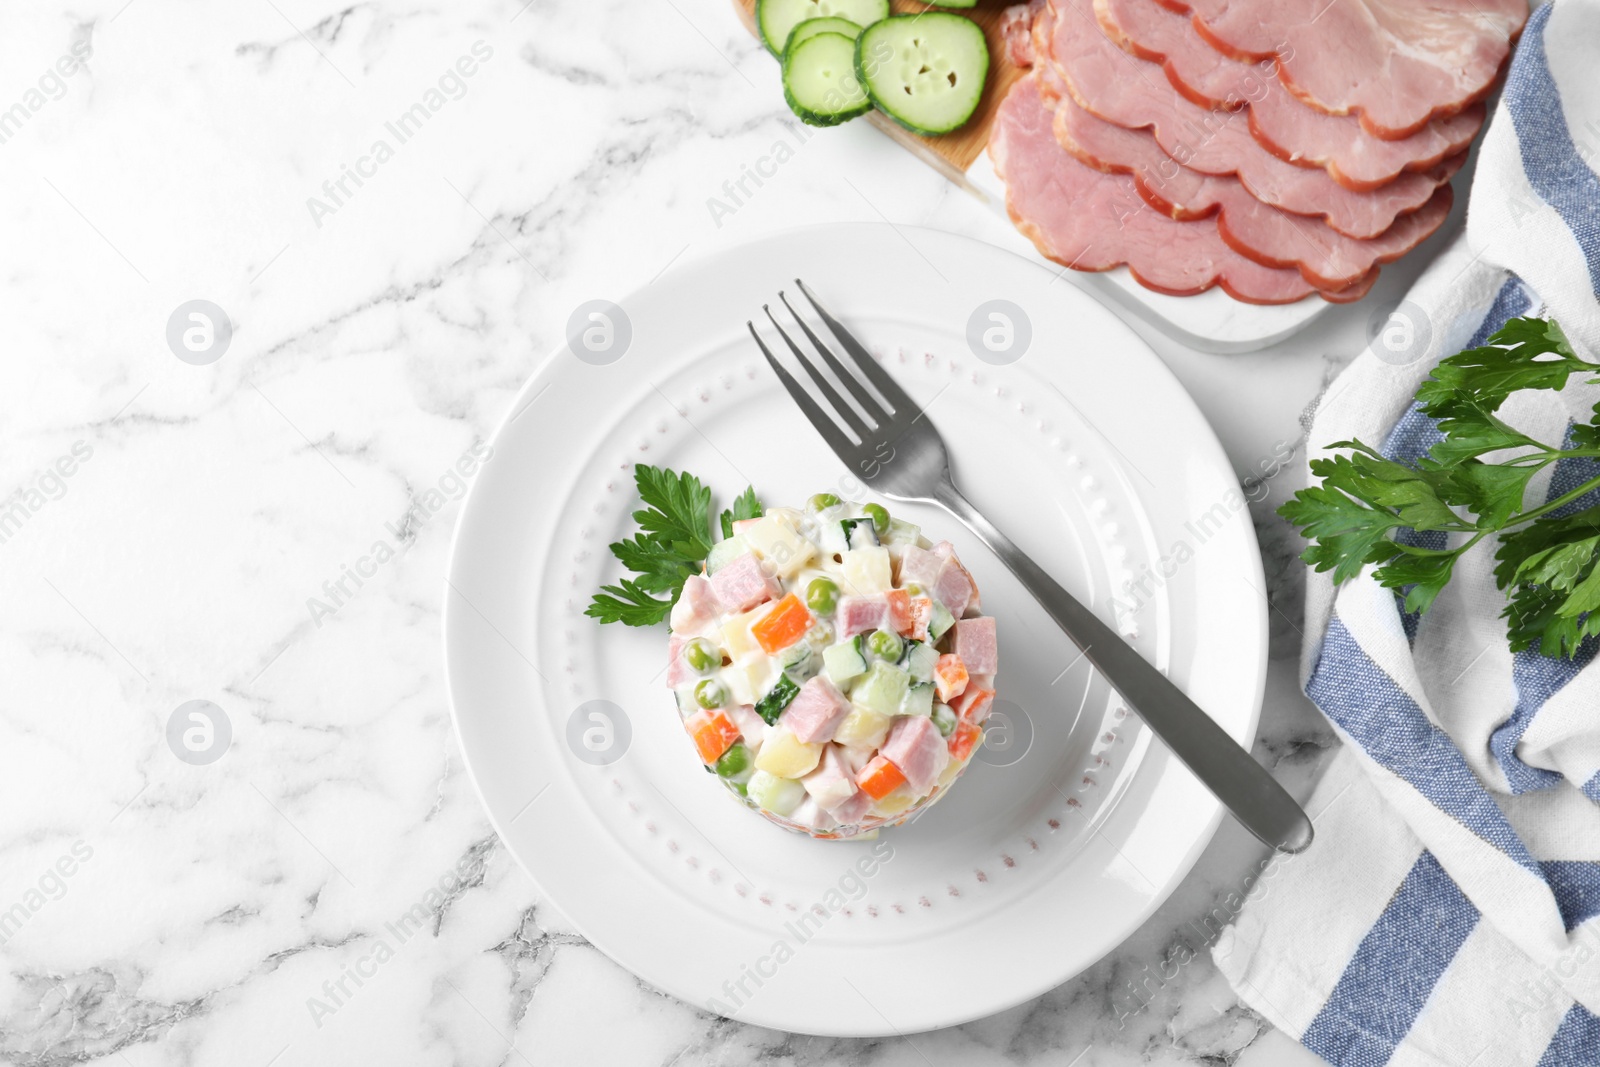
955;617;998;675
786;797;838;833
880;715;949;793
932;541;981;614
832;787;875;825
709;552;780;613
669;575;724;635
666;635;695;689
781;676;851;744
838;594;889;637
933;562;974;618
801;745;858;811
726;704;765;747
899;545;945;589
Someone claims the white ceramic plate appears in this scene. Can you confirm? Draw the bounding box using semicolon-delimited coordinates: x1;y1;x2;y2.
444;223;1268;1036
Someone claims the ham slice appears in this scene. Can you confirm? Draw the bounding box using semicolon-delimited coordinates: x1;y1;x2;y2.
1167;0;1526;139
1094;0;1484;189
708;551;779;613
1053;90;1454;289
954;618;1000;676
989;73;1378;304
1036;0;1461;238
781;676;851;744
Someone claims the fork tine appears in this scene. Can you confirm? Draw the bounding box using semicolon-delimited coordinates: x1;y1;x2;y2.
776;291;890;426
764;304;872;440
747;322;858;460
795;278;916;416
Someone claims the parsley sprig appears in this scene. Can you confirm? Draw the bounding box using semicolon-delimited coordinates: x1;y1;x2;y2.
586;464;763;627
1280;317;1600;658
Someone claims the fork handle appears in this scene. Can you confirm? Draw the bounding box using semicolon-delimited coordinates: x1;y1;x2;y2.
931;479;1313;854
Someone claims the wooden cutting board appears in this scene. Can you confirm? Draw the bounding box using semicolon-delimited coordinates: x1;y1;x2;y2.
731;1;1027;186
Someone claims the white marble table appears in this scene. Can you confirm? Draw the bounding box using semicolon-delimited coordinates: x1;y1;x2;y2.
0;0;1455;1061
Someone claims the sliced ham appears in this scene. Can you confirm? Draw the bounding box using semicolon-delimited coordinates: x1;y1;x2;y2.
832;787;876;826
1053;90;1454;289
880;715;950;794
901;543;975;617
781;676;851;744
1168;0;1526;139
1036;0;1461;239
954;617;1000;676
708;551;779;613
1094;0;1485;189
988;74;1378;305
931;541;981;615
1001;0;1047;67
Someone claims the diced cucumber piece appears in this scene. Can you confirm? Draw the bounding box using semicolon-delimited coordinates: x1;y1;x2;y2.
784;32;871;127
931;702;957;738
754;673;801;725
779;639;818;681
840;517;880;549
747;769;806;815
823;635;869;687
884;517;921;545
903;640;938;683
851;660;909;718
757;0;889;56
785;16;862;56
928;598;956;643
856;13;989;136
706;535;748;574
902;682;934;717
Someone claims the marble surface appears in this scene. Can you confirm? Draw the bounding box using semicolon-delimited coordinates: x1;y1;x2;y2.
0;0;1457;1062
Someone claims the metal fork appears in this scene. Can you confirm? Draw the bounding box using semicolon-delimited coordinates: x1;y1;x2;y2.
748;279;1313;854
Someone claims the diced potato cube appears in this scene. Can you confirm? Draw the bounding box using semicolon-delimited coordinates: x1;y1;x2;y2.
747;770;806;815
832;706;891;750
743;516;817;578
719;605;767;660
871;785;918;818
841;546;892;595
723;656;775;706
754;726;823;778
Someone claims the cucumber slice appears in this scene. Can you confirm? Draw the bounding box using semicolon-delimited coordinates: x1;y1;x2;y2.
785;16;862;56
856;13;989;136
824;635;869;688
783;32;872;127
757;0;889;56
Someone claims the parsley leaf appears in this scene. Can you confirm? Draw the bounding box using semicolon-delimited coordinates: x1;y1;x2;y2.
1281;316;1600;658
586;465;763;627
720;485;763;540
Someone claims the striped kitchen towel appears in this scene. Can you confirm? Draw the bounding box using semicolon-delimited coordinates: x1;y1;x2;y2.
1211;3;1600;1064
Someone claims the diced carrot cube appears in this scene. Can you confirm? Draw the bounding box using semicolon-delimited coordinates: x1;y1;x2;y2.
906;596;933;642
686;708;741;764
751;593;813;654
951;685;994;723
855;755;907;799
948;721;982;761
933;654;969;702
884;589;914;636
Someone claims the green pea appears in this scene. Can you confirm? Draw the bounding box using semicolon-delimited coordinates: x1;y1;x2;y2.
808;492;842;511
863;503;890;534
806;576;839;615
867;628;902;660
684;638;719;673
694;678;727;709
715;742;751;779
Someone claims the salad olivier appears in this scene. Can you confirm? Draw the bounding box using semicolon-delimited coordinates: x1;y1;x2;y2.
665;492;999;838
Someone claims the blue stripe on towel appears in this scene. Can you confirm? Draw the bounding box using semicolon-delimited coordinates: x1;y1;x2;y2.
1303;852;1479;1065
1309;617;1543;874
1504;4;1600;298
1536;1003;1600;1067
1539;862;1600;931
1586;771;1600;804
